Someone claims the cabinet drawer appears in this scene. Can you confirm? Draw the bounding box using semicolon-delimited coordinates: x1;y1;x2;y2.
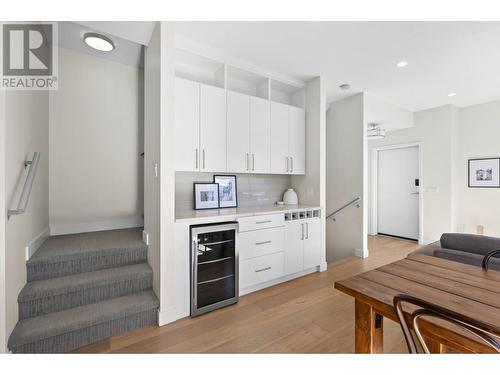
238;214;284;232
239;227;285;260
239;252;284;289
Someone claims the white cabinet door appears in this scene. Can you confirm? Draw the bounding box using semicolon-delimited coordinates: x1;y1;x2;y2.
175;78;200;171
200;84;227;172
250;96;271;174
270;101;289;174
303;219;321;269
288;106;306;175
284;221;304;275
227;91;250;173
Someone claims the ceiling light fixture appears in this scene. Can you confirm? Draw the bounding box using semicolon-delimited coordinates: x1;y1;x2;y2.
448;92;457;97
367;123;386;140
84;32;115;52
339;83;350;90
396;61;408;68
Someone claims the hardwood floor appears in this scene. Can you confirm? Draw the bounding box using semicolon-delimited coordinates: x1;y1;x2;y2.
72;235;420;354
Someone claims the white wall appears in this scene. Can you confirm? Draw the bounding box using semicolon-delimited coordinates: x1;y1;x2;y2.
0;79;6;352
4;89;50;351
364;92;414;131
49;48;144;234
326;94;365;261
454;101;500;236
369;105;455;243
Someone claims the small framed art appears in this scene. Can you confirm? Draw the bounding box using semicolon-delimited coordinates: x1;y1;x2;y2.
193;183;220;210
468;158;500;188
214;175;238;208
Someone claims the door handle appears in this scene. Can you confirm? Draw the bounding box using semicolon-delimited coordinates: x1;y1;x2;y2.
255;266;271;273
255;240;272;246
255;220;272;224
202;149;206;169
246;153;249;171
290;157;294;173
252;153;255;171
305;222;309;239
286;157;289;172
195;149;199;169
301;223;304;240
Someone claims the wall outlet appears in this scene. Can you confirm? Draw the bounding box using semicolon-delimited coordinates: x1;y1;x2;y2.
476;225;484;235
142;230;149;246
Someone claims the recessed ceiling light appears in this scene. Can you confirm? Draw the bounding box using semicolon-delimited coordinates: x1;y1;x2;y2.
84;32;115;52
396;61;408;68
448;92;457;97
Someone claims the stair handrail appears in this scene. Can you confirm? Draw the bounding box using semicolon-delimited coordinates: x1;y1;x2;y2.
326;196;361;221
8;152;41;219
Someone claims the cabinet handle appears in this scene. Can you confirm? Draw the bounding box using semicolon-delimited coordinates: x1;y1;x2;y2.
301;223;304;240
256;220;272;224
202;149;206;169
255;240;272;246
246;153;249;171
195;149;199;169
306;222;309;239
286;157;289;172
252;153;255;171
255;266;271;273
290;157;294;173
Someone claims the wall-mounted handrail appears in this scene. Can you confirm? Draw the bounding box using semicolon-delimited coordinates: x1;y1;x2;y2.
8;152;40;219
326;196;361;221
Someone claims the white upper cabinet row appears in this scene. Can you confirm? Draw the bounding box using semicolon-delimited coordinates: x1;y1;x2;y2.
175;77;306;175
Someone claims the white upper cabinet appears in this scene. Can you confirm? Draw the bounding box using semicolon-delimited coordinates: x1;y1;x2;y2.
249;96;271;173
270;101;289;174
288;106;306;175
227;91;251;173
175;78;200;172
200;84;227;172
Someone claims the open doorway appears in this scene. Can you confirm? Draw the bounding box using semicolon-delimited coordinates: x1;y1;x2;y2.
371;143;422;242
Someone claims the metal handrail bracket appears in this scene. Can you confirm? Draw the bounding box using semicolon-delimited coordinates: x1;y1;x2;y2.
326;196;361;221
7;152;40;219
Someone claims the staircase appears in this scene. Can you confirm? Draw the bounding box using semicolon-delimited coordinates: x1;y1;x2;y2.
8;228;159;353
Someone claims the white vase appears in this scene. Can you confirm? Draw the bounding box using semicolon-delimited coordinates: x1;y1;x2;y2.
283;188;298;205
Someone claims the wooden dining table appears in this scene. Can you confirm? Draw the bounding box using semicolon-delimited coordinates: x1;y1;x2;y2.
334;253;500;354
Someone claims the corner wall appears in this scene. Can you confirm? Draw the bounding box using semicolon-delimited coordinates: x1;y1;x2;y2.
0;77;6;352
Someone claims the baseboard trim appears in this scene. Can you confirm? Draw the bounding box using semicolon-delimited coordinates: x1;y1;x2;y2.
26;227;50;260
158;307;178;326
50;217;144;236
319;261;328;272
355;248;369;258
419;239;436;245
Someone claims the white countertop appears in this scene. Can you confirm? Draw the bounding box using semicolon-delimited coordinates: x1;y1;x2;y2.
175;204;321;224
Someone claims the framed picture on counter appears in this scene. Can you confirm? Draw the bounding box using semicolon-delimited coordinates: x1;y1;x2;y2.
193;183;220;210
468;158;500;188
214;175;238;208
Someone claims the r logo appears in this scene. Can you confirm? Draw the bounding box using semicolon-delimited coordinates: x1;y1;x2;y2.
3;23;53;76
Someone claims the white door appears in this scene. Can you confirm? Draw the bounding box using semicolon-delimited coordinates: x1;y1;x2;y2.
284;221;304;274
270;101;289;174
377;146;419;240
250;96;271;173
288;106;305;175
227;91;250;173
175;78;200;171
200;84;227;172
303;219;321;269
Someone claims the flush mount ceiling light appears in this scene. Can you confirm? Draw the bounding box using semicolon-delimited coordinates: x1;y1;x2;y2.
339;83;350;90
448;92;457;97
396;61;408;68
367;123;386;140
84;32;115;52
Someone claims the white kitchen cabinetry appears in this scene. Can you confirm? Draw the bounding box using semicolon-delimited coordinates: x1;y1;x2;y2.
270;101;306;175
175;78;200;172
284;217;321;274
249;96;271;173
200;84;227;172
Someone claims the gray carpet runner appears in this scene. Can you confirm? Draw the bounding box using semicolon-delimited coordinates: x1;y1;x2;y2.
8;228;159;353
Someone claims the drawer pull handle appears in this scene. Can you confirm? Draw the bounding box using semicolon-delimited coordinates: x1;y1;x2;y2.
256;220;272;224
255;266;271;273
255;240;272;246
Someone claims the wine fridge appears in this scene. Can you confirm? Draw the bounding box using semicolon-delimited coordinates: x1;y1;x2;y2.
190;222;238;316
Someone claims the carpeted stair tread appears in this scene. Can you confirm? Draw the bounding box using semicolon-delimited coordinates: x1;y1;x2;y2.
28;228;146;265
19;263;152;302
8;291;159;350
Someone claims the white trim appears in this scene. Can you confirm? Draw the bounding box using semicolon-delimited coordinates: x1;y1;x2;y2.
371;142;424;244
355;248;369;258
319;261;328;272
25;227;50;260
158;307;178;326
50;217;144;236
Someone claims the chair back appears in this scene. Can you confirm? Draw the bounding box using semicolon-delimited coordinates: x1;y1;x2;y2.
393;294;500;354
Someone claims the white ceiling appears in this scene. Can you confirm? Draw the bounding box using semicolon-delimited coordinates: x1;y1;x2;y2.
174;21;500;112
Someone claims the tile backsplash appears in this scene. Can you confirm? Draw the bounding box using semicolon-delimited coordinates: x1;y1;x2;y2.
176;172;292;211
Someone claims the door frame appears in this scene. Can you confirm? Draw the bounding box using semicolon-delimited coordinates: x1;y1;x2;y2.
370;142;424;244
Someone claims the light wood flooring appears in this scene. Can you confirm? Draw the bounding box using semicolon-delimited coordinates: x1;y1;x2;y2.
73;235;420;354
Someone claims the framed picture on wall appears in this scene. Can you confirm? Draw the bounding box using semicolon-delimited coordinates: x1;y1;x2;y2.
468;158;500;188
214;175;238;208
193;183;220;210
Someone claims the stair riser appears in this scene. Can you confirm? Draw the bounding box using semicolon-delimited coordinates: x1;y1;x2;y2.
27;249;148;282
19;276;152;319
10;308;158;353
